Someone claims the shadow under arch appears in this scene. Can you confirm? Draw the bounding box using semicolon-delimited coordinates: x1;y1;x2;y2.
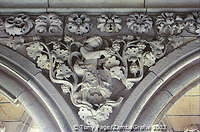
114;40;200;127
0;45;79;132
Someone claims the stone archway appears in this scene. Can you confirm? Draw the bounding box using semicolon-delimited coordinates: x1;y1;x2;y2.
0;45;79;132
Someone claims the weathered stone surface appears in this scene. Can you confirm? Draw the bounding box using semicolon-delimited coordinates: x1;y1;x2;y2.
0;0;48;8
145;0;200;8
0;69;25;98
0;10;199;130
135;90;173;125
113;72;159;125
49;0;144;8
0;45;41;80
17;91;58;132
30;73;79;130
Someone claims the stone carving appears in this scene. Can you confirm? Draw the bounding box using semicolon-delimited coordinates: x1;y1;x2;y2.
127;13;153;34
0;12;200;36
66;14;91;35
5;14;33;36
35;14;63;34
185;12;200;34
0;12;200;128
0;18;3;32
25;36;124;127
25;35;169;127
97;14;122;32
155;13;185;36
0;36;40;50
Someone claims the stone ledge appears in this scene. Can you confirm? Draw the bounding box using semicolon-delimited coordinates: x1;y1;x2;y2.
0;8;199;13
49;0;144;8
0;0;48;8
145;0;200;8
0;0;199;8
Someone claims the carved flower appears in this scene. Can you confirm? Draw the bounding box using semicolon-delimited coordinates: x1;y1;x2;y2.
155;13;184;36
97;14;122;33
35;13;63;34
104;56;120;68
52;48;70;63
185;12;200;34
26;42;44;59
143;52;156;67
66;14;91;35
55;64;72;79
127;13;153;34
5;14;33;36
36;55;51;70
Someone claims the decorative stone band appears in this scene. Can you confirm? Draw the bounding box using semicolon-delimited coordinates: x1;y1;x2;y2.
0;12;200;36
0;12;199;128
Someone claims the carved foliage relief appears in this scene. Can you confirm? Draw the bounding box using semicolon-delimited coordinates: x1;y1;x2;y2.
0;12;199;127
35;13;63;34
5;14;33;36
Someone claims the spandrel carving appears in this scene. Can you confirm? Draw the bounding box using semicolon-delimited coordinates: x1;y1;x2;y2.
24;35;170;126
0;11;199;128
